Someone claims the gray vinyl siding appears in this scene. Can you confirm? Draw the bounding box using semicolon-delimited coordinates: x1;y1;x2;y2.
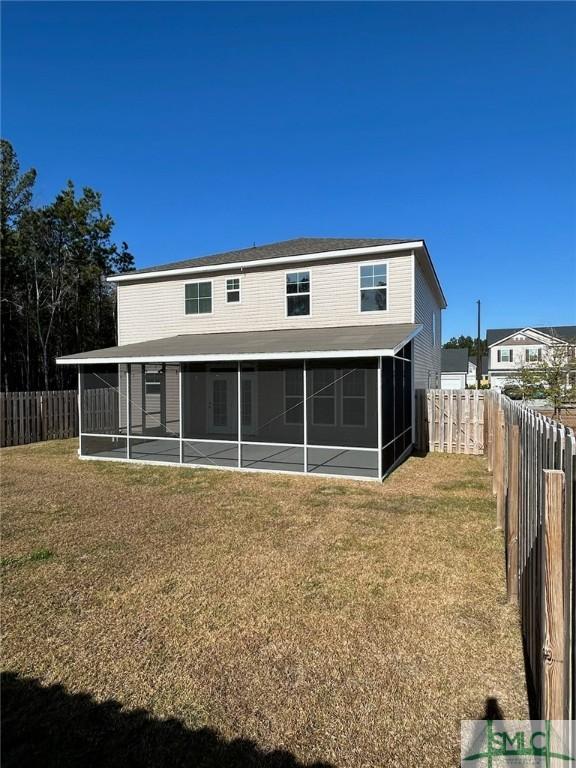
413;257;442;389
117;252;413;345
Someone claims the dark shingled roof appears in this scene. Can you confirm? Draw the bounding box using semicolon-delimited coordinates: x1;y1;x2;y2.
123;237;419;276
486;326;576;346
57;323;421;363
441;348;469;373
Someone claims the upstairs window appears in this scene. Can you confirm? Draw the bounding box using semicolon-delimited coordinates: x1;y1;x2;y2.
226;278;241;304
497;349;513;363
360;263;387;312
525;348;542;363
185;281;212;314
286;271;310;316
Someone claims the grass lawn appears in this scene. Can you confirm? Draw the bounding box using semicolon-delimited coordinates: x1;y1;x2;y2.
1;440;528;767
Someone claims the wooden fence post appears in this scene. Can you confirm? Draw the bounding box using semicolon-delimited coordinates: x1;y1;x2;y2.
507;424;520;603
495;409;505;529
542;469;566;720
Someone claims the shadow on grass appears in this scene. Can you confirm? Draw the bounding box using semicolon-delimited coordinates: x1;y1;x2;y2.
1;672;333;768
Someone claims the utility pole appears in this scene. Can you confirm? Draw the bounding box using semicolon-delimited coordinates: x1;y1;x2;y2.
476;300;482;390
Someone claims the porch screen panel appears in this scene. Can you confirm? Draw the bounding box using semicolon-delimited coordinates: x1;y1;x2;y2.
240;362;304;473
129;438;180;463
129;364;180;438
306;359;377;478
394;358;404;459
306;360;377;449
381;356;395;475
80;435;127;459
181;363;238;441
80;364;126;436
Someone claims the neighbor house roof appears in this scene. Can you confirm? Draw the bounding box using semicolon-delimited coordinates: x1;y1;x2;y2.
441;348;469;373
57;323;422;364
486;326;576;347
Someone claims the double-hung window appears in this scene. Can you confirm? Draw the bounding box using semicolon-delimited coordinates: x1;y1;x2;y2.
525;348;542;363
342;369;366;426
286;271;310;316
497;349;513;363
359;263;387;312
185;281;212;314
144;366;162;396
226;278;241;304
284;369;304;425
311;369;336;425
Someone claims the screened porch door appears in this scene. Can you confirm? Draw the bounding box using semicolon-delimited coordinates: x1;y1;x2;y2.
206;372;256;435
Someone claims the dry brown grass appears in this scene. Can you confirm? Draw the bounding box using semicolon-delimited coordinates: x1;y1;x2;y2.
1;440;528;767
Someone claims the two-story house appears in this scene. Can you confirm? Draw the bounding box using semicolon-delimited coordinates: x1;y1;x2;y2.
487;326;576;390
58;237;446;481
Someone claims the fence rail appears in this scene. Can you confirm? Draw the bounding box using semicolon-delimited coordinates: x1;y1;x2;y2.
0;390;79;447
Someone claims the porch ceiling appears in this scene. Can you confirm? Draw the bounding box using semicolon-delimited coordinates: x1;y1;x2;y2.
57;323;422;364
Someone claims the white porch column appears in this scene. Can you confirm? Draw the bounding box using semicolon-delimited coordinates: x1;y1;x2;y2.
126;364;131;459
237;362;242;468
303;360;308;473
377;357;383;480
77;368;82;456
178;365;183;464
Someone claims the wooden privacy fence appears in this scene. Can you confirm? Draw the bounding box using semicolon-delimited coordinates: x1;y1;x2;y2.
485;391;575;720
415;389;485;454
0;388;118;447
1;390;79;447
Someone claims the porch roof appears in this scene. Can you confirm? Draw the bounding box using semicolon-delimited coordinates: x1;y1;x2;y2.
57;323;421;364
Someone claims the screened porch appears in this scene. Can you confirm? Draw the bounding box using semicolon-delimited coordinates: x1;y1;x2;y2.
78;345;413;481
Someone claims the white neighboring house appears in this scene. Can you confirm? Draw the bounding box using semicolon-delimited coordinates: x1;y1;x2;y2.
487;326;576;391
466;355;489;388
441;348;468;389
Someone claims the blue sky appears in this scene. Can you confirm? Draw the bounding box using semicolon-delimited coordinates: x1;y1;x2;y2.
3;1;575;340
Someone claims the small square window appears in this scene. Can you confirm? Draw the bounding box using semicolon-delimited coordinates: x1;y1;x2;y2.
226;278;241;304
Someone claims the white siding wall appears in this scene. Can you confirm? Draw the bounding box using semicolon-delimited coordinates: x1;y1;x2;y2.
117;252;413;345
413;256;442;389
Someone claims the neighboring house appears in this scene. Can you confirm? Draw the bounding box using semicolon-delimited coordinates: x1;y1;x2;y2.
441;348;468;390
487;326;576;390
466;354;489;388
57;237;446;481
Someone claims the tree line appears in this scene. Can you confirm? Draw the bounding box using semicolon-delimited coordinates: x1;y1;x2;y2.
1;140;135;392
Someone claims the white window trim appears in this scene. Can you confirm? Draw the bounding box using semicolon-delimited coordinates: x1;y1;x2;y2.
285;269;312;319
225;276;242;305
498;348;513;363
357;260;390;314
340;368;367;428
432;311;437;347
184;279;214;316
